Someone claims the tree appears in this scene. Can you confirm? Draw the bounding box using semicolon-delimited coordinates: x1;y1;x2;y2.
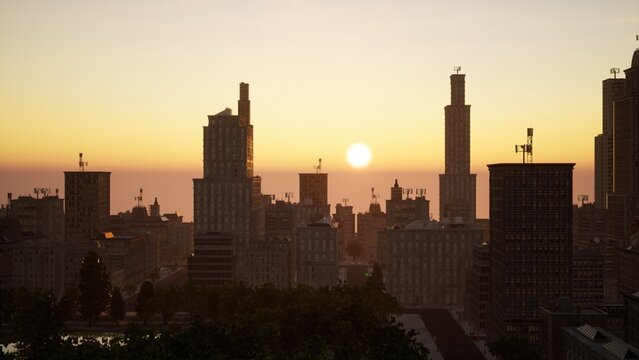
78;251;112;326
11;288;64;358
155;286;181;325
136;281;156;324
346;240;365;260
109;287;125;325
489;336;540;360
59;286;80;322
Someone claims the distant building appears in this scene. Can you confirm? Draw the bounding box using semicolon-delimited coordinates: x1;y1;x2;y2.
299;172;327;206
380;220;482;308
0;236;65;298
241;237;291;288
334;203;355;261
356;200;386;263
539;299;609;360
466;241;490;333
385;179;429;228
439;70;476;224
93;232;149;286
619;246;639;295
563;324;639;360
187;232;234;287
10;192;64;242
64;170;110;242
573;248;605;307
487;163;574;345
193;83;262;250
295;219;338;288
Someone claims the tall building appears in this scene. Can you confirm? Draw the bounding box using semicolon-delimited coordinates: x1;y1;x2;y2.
356;199;386;263
299;172;327;206
439;71;476;224
385;179;429;228
607;49;639;301
466;241;490;333
64;167;110;243
10;191;64;242
193;83;262;249
333;203;354;260
594;77;625;208
487;163;574;345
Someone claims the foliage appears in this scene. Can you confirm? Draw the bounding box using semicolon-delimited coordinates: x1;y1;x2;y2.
79;251;112;326
59;286;80;322
346;240;365;260
109;287;125;325
489;335;540;360
10;288;64;358
154;286;181;325
135;281;155;324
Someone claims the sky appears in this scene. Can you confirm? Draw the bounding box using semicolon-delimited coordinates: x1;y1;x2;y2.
1;0;638;220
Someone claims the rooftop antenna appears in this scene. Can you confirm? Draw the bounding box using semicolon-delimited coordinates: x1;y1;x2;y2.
610;68;620;79
135;188;143;207
371;187;378;205
314;158;322;173
55;189;59;197
79;152;88;172
454;66;461;74
577;195;589;206
33;188;50;199
515;128;534;163
402;188;413;199
415;188;427;198
342;198;349;206
285;192;294;203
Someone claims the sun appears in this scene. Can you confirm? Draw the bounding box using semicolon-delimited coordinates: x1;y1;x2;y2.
346;143;372;169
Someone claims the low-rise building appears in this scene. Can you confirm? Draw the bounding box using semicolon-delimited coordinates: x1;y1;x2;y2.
563;324;639;360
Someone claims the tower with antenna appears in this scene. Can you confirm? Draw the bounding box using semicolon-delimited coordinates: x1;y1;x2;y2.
439;66;477;224
79;152;88;172
299;158;328;206
515;128;534;164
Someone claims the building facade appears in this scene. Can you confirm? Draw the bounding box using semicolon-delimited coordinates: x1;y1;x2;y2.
380;220;482;308
487;163;574;344
187;232;235;287
563;324;639;360
10;193;64;242
64;170;110;242
439;71;476;224
385;180;430;228
193;83;262;250
466;241;490;333
573;248;605;307
295;220;338;288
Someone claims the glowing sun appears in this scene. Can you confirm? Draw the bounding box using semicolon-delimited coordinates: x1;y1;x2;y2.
346;143;372;169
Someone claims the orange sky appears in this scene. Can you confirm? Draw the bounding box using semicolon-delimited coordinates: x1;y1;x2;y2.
1;0;637;219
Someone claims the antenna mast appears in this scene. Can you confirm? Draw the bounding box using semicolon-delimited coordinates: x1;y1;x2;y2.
314;158;322;173
402;188;413;200
454;66;461;74
79;153;88;172
610;68;620;79
135;188;143;207
415;188;427;198
285;192;294;203
577;194;589;206
371;187;378;205
342;198;349;207
515;128;534;163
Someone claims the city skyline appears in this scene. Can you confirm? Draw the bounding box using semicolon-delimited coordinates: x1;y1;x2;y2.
1;1;638;220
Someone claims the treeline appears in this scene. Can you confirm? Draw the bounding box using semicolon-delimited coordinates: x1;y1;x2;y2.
0;253;429;359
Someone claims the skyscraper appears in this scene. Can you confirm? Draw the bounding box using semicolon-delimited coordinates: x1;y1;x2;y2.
439;70;476;224
193;83;262;248
487;163;574;344
64;163;110;242
594;76;625;208
607;49;639;301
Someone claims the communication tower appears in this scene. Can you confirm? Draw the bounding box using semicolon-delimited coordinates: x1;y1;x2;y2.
79;153;88;172
314;158;322;173
285;192;294;203
135;188;144;207
515;128;534;163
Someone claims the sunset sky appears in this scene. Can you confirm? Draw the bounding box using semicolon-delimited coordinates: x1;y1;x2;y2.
1;0;638;220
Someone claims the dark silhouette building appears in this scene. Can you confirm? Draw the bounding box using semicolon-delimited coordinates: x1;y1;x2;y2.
466;241;490;333
9;191;64;242
594;77;625;208
385;179;429;228
357;197;386;263
606;49;639;301
193;83;262;249
187;232;234;287
487;163;574;345
439;70;476;224
64;167;110;242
